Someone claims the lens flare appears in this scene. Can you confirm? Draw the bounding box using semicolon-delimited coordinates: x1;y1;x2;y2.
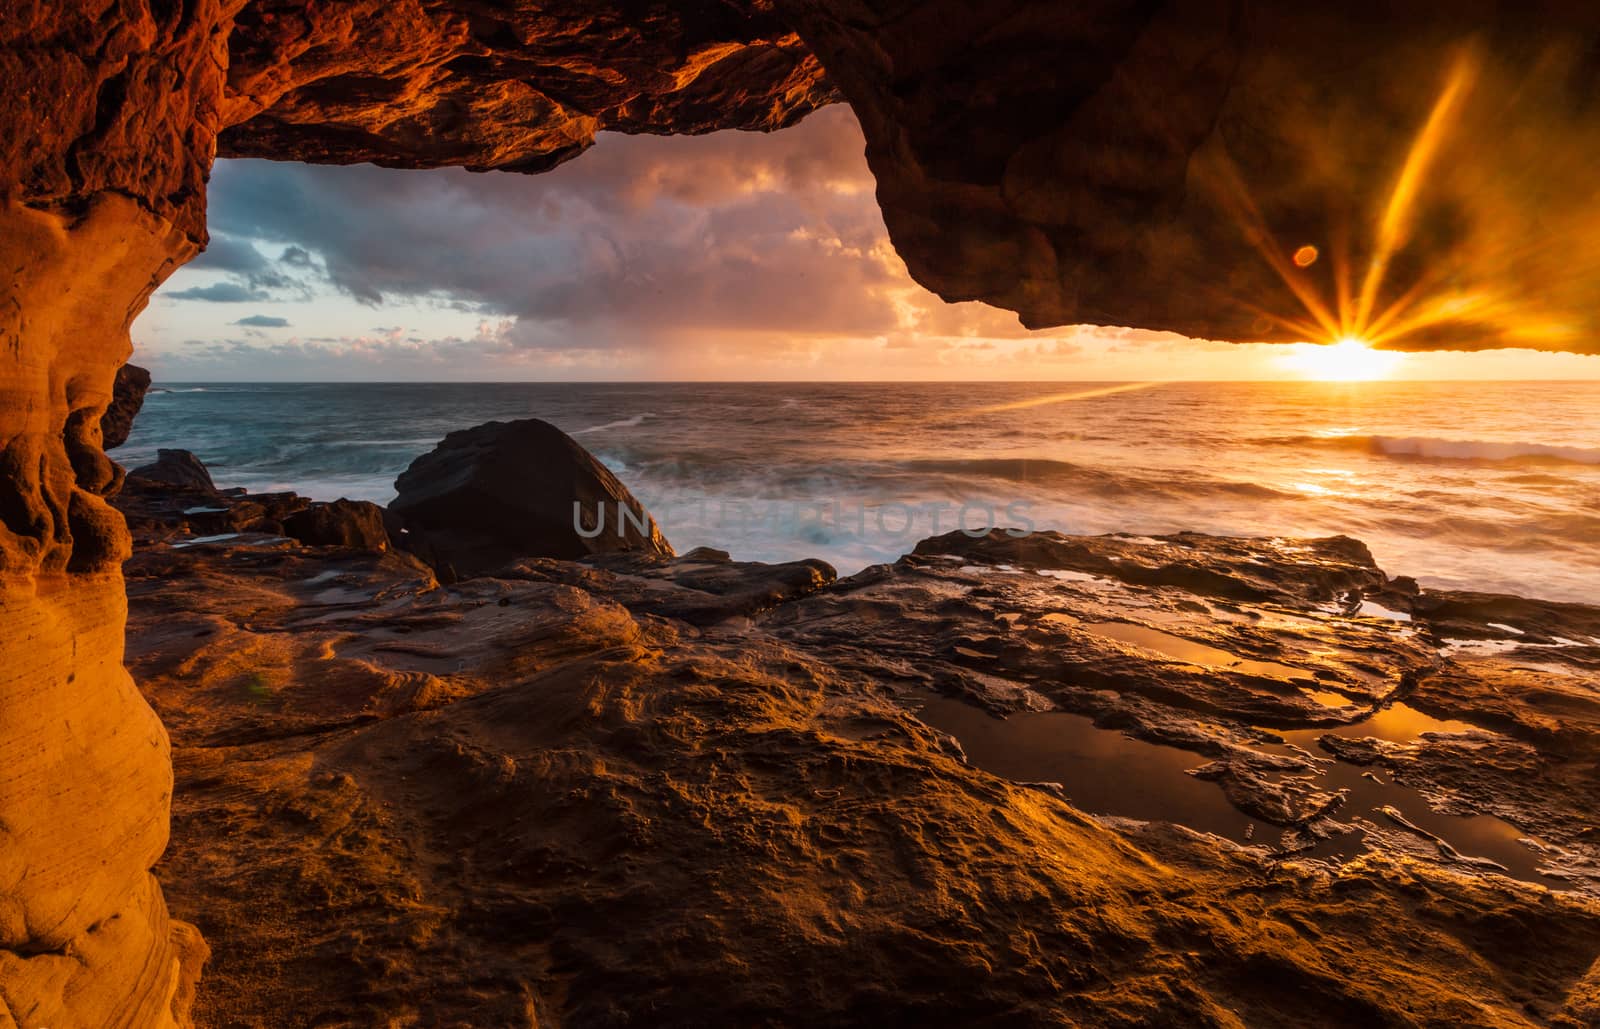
1195;48;1567;358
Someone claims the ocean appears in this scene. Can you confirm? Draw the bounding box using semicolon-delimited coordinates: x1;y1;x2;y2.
116;381;1600;602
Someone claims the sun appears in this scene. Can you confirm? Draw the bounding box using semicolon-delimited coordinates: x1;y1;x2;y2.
1280;337;1406;381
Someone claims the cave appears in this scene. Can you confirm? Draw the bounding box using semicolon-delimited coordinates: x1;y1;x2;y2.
3;3;1600;1025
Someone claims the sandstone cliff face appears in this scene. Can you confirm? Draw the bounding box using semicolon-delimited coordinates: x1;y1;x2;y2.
218;0;837;171
0;196;203;1025
2;9;225;1019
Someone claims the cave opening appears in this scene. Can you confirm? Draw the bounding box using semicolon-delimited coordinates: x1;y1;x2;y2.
4;3;1600;1026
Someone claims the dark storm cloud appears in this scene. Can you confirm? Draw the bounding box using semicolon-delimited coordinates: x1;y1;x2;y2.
166;231;306;302
200;106;914;344
234;314;291;327
186;235;273;275
165;282;273;303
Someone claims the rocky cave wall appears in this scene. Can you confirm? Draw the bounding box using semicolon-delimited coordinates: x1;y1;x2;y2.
3;1;1599;1024
0;2;829;1023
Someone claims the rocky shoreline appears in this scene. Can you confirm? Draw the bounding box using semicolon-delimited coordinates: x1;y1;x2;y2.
107;416;1600;1026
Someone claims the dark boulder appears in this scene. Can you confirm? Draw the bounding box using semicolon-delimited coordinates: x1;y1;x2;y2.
129;449;217;493
283;500;390;553
391;419;672;579
115;451;319;544
101;364;152;450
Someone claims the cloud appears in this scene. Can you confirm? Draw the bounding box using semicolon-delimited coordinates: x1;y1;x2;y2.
164;231;310;304
165;282;273;303
233;314;291;327
190;106;1028;349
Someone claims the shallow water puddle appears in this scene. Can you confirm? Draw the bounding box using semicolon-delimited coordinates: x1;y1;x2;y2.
1357;600;1412;622
171;532;244;548
1328;703;1476;743
1081;621;1316;682
909;691;1558;887
910;691;1256;841
1037;568;1104;583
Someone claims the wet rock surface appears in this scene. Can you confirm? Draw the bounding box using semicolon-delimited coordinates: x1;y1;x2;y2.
763;528;1600;894
117;451;398;562
130;448;221;493
117;474;1600;1024
282;498;390;553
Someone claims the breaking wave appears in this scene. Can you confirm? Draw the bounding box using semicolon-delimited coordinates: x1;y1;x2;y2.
573;413;655;435
1274;434;1600;467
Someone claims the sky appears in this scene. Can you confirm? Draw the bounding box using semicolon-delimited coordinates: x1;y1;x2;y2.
134;105;1600;382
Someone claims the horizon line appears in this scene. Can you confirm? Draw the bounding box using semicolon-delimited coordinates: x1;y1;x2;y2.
140;377;1600;385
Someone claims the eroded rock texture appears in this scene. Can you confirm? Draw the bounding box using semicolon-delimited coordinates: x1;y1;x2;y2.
111;503;1600;1027
1;7;226;1021
218;0;836;171
101;363;152;450
0;198;203;1024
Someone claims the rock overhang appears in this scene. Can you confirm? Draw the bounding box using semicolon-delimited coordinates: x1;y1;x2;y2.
13;2;1600;351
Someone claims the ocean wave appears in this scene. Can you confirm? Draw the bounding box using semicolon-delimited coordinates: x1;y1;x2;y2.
338;439;442;448
897;458;1292;502
149;386;275;395
572;413;655;435
900;457;1107;484
1273;434;1600;467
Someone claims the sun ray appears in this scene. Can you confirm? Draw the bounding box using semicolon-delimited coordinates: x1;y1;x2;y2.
961;380;1169;415
1195;46;1510;377
1350;53;1478;335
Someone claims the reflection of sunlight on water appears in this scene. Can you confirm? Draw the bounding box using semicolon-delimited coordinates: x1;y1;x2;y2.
1081;622;1314;681
1360;704;1476;743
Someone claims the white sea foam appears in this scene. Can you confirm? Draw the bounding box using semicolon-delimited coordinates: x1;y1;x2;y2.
573;413;655;435
1286;432;1600;466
